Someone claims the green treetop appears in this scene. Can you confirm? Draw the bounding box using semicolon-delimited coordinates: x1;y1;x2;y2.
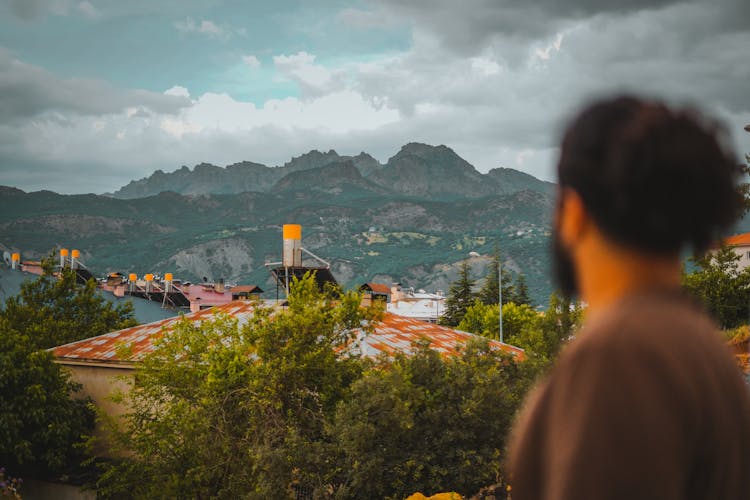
441;260;476;326
682;245;750;329
2;258;136;350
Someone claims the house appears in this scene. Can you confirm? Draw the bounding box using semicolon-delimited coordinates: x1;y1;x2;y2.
231;285;264;300
723;232;750;271
359;282;391;305
387;284;446;323
51;299;523;450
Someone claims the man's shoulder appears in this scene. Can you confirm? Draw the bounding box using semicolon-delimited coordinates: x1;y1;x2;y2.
575;290;716;352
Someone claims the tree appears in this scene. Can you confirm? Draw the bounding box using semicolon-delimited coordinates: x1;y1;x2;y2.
0;257;131;480
478;247;533;308
478;250;500;305
513;273;532;307
93;274;539;498
683;245;750;329
457;294;582;369
457;301;538;342
739;158;750;215
0;317;94;478
96;275;381;498
441;260;476;326
331;339;535;499
2;259;136;349
457;299;495;337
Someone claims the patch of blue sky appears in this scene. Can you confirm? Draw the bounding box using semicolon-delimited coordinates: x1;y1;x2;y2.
0;0;410;101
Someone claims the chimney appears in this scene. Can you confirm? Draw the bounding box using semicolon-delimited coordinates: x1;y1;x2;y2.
164;273;173;293
282;224;302;267
145;273;154;293
216;278;225;293
128;273;137;293
71;249;80;270
60;248;69;268
11;252;20;270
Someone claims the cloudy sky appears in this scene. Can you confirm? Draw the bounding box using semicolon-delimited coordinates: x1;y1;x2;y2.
1;0;748;194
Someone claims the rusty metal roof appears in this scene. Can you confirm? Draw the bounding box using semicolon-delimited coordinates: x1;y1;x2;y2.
52;300;523;366
354;313;523;359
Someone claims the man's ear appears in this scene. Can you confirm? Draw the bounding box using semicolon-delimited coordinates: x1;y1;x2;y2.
557;188;590;248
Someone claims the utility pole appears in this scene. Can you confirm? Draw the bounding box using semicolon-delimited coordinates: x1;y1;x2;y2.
498;251;504;344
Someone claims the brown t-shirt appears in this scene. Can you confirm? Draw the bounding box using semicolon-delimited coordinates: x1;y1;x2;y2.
509;290;750;500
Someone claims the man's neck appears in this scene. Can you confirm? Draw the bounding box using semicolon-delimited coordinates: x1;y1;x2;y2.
577;243;682;316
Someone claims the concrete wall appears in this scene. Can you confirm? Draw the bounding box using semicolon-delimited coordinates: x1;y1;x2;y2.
60;363;134;455
730;244;750;271
21;479;95;500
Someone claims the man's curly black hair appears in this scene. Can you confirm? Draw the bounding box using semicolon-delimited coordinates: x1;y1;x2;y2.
557;96;743;255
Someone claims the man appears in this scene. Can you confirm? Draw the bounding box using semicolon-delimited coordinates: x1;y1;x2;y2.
510;96;750;500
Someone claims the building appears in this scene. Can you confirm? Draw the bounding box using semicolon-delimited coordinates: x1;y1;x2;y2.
387;284;446;323
723;232;750;271
230;285;264;300
51;299;523;450
359;282;391;305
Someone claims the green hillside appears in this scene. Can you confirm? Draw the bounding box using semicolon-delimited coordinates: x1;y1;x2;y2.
0;144;557;304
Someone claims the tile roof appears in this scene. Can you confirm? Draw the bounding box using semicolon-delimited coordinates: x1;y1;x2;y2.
230;285;264;294
52;301;523;366
362;282;391;295
724;232;750;247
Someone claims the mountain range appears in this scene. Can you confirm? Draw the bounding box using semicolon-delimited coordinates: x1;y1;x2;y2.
111;143;554;200
1;143;556;304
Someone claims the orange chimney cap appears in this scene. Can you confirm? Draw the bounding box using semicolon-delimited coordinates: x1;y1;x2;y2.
60;248;69;256
144;273;154;281
11;253;20;261
283;224;302;240
128;273;137;281
71;249;81;258
164;273;173;281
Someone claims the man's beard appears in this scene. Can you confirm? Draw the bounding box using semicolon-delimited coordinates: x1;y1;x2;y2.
553;230;579;299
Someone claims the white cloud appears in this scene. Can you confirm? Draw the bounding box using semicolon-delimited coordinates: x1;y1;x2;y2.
534;33;564;61
173;17;232;40
242;55;260;68
161;88;398;137
470;57;501;75
273;51;335;94
164;85;191;98
77;1;98;18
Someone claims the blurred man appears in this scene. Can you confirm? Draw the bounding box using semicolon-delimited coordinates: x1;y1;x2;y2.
510;96;750;500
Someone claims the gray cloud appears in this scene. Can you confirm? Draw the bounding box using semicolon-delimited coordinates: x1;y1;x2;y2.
0;49;190;123
370;0;688;55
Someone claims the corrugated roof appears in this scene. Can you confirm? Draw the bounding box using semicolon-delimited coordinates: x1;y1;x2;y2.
52;301;259;364
52;300;524;365
725;232;750;247
355;314;523;359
